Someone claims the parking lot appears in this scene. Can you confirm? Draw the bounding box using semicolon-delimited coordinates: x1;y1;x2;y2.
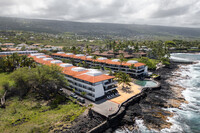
62;88;119;117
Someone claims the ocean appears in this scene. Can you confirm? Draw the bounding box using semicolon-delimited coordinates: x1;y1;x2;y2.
115;53;200;133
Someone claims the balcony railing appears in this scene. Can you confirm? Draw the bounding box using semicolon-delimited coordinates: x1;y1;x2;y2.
105;85;117;91
104;81;117;86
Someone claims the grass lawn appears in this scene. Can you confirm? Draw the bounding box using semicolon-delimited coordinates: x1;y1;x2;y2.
0;96;86;133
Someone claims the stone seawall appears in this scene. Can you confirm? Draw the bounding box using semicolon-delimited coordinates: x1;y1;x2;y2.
88;84;161;133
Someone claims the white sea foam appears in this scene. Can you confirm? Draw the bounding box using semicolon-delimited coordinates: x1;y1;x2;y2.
163;56;200;133
115;54;200;133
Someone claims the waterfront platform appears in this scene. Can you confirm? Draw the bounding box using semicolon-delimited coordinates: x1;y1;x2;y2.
109;83;142;104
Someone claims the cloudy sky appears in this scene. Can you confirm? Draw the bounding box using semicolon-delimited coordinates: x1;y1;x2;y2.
0;0;200;27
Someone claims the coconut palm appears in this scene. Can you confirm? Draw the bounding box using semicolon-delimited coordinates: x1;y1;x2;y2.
119;53;125;70
91;55;97;67
114;72;132;89
0;53;36;72
129;64;136;70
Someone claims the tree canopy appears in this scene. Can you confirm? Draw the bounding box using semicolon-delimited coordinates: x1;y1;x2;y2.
9;65;68;100
114;71;132;89
0;53;36;72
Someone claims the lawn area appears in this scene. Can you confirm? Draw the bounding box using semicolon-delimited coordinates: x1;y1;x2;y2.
0;72;14;96
0;96;86;133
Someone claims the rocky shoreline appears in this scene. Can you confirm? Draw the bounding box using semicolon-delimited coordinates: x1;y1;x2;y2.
56;62;192;133
111;62;192;132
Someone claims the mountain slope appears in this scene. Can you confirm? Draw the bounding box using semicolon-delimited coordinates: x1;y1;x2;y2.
0;17;200;38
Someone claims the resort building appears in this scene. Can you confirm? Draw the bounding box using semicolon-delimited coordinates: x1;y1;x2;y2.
0;51;38;56
52;52;148;78
29;54;118;101
92;50;147;59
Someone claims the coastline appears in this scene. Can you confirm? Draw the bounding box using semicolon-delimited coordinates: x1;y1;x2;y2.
58;61;193;133
113;61;193;132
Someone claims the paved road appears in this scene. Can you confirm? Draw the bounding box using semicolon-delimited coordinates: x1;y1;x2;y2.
62;88;119;117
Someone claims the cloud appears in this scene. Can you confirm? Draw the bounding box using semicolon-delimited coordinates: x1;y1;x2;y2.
151;5;191;18
0;0;199;27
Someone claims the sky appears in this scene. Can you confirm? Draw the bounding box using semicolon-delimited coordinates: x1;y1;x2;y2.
0;0;200;27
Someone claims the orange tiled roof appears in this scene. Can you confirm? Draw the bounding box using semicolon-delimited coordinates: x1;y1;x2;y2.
1;48;18;51
30;54;114;83
74;74;115;83
2;43;15;46
52;53;145;67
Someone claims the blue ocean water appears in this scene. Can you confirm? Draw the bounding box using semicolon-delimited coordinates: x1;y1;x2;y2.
115;53;200;133
165;53;200;133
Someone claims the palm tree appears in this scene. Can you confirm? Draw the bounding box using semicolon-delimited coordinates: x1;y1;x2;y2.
71;46;77;54
114;72;132;90
119;53;125;70
91;55;97;67
77;62;83;67
129;64;136;70
0;53;36;72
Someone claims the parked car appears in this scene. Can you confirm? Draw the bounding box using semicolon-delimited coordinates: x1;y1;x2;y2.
77;97;85;103
70;93;78;99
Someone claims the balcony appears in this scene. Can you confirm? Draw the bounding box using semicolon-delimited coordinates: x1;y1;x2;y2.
104;85;117;92
104;81;117;86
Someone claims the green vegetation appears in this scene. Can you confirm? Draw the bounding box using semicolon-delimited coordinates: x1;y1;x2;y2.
114;71;132;89
128;57;159;70
0;30;105;47
0;55;86;133
0;72;14;96
0;53;36;72
0;96;85;133
7;65;68;99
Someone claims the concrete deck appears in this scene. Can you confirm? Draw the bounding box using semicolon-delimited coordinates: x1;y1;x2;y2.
109;82;142;104
92;99;119;117
62;82;142;117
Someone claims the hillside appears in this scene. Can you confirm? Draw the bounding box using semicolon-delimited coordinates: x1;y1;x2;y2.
0;17;200;39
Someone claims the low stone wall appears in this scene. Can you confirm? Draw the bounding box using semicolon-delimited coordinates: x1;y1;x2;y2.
88;83;161;133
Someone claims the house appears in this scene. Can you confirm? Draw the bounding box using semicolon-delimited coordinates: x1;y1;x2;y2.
32;44;41;48
1;48;18;51
190;47;198;49
17;43;28;47
1;43;15;48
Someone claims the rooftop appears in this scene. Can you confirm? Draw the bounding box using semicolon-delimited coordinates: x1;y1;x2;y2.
60;63;73;67
29;54;114;83
52;52;145;67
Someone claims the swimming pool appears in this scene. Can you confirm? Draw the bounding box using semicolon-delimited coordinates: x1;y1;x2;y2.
134;80;158;87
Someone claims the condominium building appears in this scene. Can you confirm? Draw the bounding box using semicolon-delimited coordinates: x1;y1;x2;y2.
0;51;38;55
0;51;38;58
52;52;148;78
29;54;118;101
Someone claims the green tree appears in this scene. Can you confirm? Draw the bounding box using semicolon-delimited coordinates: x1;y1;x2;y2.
0;53;35;72
91;55;97;67
114;72;132;89
119;53;125;70
10;65;68;100
21;46;26;51
129;64;136;69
